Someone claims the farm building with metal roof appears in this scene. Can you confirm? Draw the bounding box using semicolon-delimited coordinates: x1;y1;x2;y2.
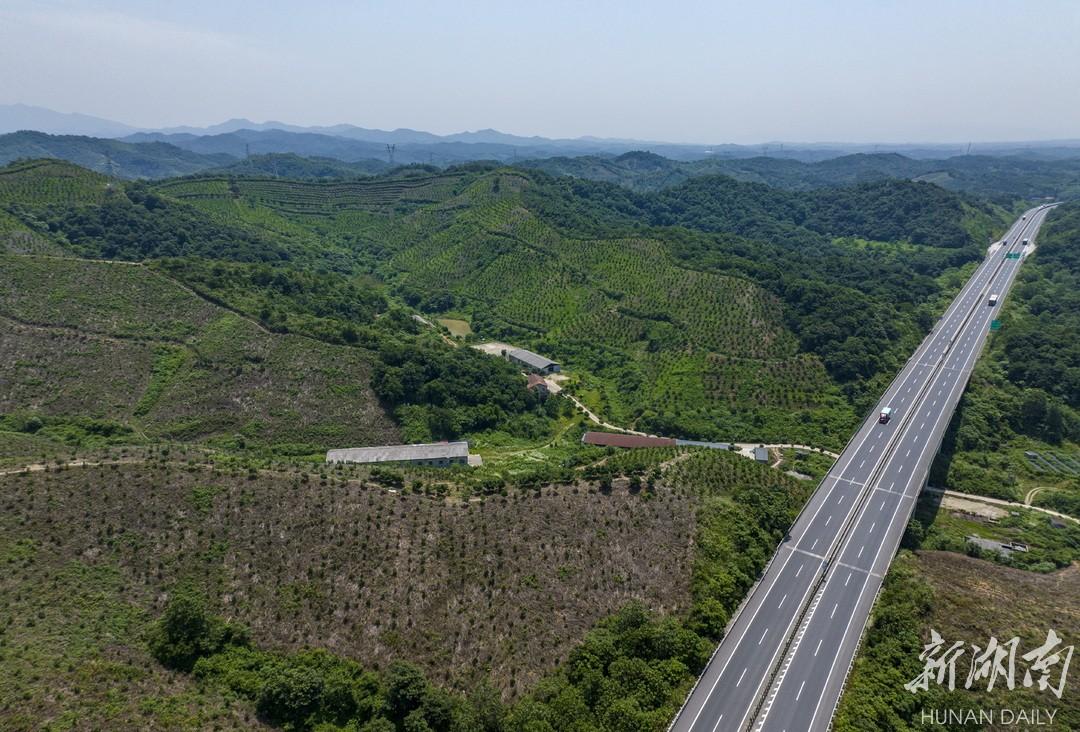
508;348;561;374
326;441;470;467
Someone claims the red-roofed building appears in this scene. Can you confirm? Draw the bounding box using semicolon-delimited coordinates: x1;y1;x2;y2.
526;373;549;397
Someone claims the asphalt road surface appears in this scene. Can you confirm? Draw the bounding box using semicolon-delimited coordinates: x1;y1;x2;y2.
670;205;1055;732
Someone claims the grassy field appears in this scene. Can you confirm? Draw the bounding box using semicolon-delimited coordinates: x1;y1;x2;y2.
438;318;472;337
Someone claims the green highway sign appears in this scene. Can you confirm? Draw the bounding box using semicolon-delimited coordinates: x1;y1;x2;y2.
990;320;1002;330
1004;252;1021;259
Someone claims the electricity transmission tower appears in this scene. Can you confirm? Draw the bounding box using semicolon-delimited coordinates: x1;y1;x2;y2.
386;144;396;165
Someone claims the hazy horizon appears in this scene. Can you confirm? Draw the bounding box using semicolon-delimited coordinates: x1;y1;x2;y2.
2;0;1078;144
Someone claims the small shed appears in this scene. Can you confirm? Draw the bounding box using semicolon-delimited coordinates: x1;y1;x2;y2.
753;447;770;463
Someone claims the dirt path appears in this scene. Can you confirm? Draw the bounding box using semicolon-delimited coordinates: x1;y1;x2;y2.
1024;486;1047;506
563;392;647;436
924;486;1078;524
0;457;148;477
733;443;841;460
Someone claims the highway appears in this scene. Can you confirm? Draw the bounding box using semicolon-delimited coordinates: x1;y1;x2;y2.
670;205;1055;732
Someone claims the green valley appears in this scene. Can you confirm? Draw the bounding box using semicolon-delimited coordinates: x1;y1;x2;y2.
0;151;1069;732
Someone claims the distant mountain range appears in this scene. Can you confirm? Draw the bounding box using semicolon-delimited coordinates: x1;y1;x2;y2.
519;150;1080;200
2;104;1079;195
0;103;138;138
2;130;1078;202
6;103;1080;163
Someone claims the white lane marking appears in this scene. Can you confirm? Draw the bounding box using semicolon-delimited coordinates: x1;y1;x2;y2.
811;538;818;551
799;227;1039;730
879;500;886;510
857;545;865;558
736;667;747;687
919;422;925;430
869;522;876;533
796;680;806;702
759;629;769;645
905;449;911;457
796;563;804;578
708;225;1043;730
778;593;788;609
692;367;914;728
824;515;831;527
814;639;823;656
858;459;865;469
844;572;852;587
830;603;838;619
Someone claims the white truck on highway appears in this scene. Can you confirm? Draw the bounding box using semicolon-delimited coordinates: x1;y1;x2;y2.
879;406;893;424
988;293;999;306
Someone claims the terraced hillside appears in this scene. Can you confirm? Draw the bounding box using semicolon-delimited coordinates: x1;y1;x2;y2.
0;158;112;206
154;170;472;215
0;254;399;453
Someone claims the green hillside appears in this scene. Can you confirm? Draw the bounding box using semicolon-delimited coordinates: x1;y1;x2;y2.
209;152;391;179
0;159;1013;448
0;130;234;179
131;167;1009;444
930;202;1080;514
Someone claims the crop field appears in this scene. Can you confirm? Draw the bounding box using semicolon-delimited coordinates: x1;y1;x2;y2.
0;255;221;341
703;353;835;408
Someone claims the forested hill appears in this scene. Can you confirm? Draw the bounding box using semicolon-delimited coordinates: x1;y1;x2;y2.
524;173;988;249
520;150;1080;200
0;130;233;179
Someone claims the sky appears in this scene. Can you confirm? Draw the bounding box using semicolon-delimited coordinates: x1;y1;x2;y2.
1;0;1078;144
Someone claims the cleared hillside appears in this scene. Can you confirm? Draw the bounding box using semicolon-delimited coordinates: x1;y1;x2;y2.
0;254;399;452
836;551;1080;731
0;445;810;729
